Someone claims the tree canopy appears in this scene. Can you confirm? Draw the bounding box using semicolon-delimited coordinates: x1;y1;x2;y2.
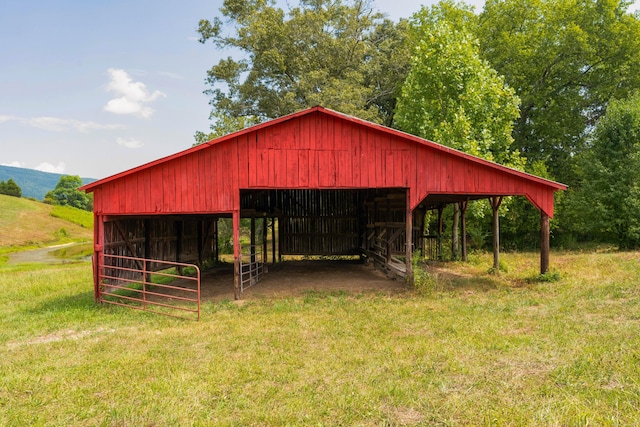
395;1;522;168
44;175;93;211
563;92;640;248
477;0;640;183
195;0;410;143
0;179;22;198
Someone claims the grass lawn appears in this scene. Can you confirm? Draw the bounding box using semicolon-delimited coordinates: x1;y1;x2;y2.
1;250;639;425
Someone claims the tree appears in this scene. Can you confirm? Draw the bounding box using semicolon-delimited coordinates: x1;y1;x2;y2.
563;92;640;249
395;1;523;258
195;0;410;143
0;178;22;198
44;175;93;211
477;0;640;184
395;2;522;168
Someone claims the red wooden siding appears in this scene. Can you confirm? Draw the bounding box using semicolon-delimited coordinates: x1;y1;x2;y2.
82;107;565;217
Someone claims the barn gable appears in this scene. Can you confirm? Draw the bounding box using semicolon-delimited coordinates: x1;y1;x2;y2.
83;106;564;217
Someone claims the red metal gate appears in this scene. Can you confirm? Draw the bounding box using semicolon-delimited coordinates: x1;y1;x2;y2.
98;254;201;320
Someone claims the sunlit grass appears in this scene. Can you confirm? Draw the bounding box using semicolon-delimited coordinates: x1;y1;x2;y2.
1;250;639;425
50;205;93;229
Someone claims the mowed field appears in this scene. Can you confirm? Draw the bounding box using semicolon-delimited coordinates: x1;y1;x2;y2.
0;194;92;250
0;195;639;425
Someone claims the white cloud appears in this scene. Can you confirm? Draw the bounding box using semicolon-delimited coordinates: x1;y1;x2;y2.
104;68;166;118
0;115;18;124
116;137;144;149
159;71;184;80
28;117;124;132
1;161;25;168
35;162;66;174
0;114;123;132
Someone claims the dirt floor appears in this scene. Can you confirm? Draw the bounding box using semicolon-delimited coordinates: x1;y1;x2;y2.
177;259;409;302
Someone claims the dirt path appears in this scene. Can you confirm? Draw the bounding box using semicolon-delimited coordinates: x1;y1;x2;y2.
7;242;90;265
162;260;410;302
244;260;408;299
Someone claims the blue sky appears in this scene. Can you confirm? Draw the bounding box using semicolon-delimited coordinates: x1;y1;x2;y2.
1;0;633;179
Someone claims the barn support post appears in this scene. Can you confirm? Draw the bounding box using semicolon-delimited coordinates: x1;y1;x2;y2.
490;196;503;272
263;216;268;273
175;220;183;274
406;191;413;285
541;211;550;274
213;218;219;263
437;206;444;260
93;213;104;302
271;217;276;264
460;200;469;262
144;219;151;283
250;217;256;265
233;211;241;300
452;203;460;260
197;219;204;266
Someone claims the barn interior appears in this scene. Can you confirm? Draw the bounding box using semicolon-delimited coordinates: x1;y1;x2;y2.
98;187;443;304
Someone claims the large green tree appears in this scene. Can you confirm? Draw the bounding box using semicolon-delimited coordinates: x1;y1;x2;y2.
195;0;410;143
477;0;640;184
562;92;640;249
0;179;22;198
395;1;522;168
44;175;93;211
395;1;523;258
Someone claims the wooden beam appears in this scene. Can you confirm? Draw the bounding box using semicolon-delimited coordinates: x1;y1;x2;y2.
541;211;550;274
406;190;413;285
490;197;503;272
461;200;469;262
112;220;144;271
94;213;104;302
271;218;276;264
452;203;459;261
233;211;241;300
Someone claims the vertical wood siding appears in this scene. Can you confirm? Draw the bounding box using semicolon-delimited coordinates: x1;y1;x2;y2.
89;109;562;217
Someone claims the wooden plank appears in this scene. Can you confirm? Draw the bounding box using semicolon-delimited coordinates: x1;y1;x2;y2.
298;150;309;187
237;133;250;188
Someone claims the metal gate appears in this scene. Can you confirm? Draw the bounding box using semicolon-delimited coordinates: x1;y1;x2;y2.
99;254;201;320
240;243;265;292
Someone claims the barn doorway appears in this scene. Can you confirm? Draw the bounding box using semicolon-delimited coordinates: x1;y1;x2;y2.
236;188;420;297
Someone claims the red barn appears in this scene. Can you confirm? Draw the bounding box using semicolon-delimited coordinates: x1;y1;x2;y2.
82;106;565;307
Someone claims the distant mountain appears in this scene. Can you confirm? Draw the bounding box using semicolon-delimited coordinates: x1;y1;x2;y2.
0;165;96;200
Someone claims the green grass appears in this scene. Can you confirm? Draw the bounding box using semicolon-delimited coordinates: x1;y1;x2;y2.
0;194;92;250
50;205;93;229
1;251;639;425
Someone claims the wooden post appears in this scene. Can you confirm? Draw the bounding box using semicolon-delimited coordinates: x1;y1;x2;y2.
437;206;444;260
144;219;151;283
175;220;183;274
94;213;104;302
213;217;219;263
406;191;413;285
263;216;268;273
233;211;240;300
541;211;550;274
271;218;276;264
452;203;459;260
490;197;503;272
461;200;469;262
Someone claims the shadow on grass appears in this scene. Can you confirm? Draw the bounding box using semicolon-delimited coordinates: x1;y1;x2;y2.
25;290;97;316
436;273;501;293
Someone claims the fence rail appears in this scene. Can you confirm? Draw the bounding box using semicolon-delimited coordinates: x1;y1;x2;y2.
240;244;265;292
99;254;201;320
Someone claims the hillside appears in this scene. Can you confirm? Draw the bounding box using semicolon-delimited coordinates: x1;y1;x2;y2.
0;165;96;200
0;194;92;248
